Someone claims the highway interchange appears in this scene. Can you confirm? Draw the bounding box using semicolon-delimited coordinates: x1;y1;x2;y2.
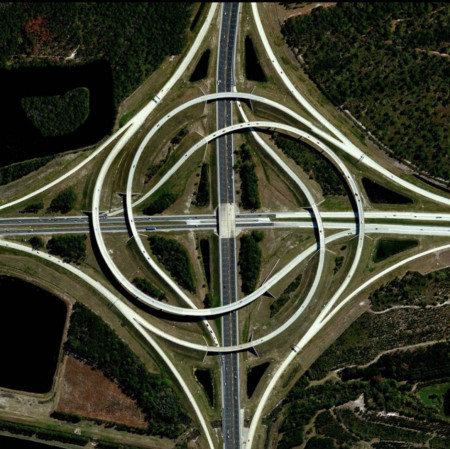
0;3;449;449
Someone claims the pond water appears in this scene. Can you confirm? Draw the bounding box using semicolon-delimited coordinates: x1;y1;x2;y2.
0;60;114;167
247;362;270;398
362;178;412;204
200;238;211;286
0;435;65;449
194;369;214;406
0;275;67;393
245;36;266;82
373;239;418;263
190;49;210;82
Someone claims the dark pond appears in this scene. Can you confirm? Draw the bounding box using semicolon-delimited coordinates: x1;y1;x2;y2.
0;435;65;449
413;174;450;194
245;36;266;82
247;362;270;398
362;178;413;204
0;60;114;167
373;239;418;263
190;49;210;82
200;238;211;286
0;275;67;393
190;3;206;31
195;369;214;406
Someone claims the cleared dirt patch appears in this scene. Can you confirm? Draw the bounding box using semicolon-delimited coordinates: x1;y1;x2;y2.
56;356;147;428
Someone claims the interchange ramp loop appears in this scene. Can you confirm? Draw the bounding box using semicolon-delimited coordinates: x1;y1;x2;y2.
94;119;365;331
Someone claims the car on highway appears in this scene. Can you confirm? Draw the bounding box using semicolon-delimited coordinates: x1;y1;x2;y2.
146;226;156;231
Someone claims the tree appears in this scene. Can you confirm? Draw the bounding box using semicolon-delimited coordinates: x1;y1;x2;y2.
48;186;77;213
29;236;44;250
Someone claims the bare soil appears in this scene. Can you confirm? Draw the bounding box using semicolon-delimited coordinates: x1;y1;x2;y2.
56;355;147;428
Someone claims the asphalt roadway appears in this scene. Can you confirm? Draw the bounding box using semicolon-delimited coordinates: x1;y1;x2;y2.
217;3;241;449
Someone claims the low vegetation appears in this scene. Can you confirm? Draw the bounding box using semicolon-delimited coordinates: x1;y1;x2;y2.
171;127;188;146
46;234;86;263
132;277;166;301
21;88;89;137
148;235;196;293
142;191;177;215
274;134;346;196
48;186;77;213
239;231;263;294
236;143;261;210
0;155;54;186
270;274;302;317
369;267;450;311
65;302;189;437
282;2;449;181
20;201;44;213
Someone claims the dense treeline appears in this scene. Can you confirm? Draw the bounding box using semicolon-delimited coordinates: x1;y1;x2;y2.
148;235;196;293
239;231;263;294
0;418;89;446
47;234;86;263
270;274;302;317
48;186;77;213
143;191;177;215
307;307;449;380
237;144;261;210
21;87;89;136
65;302;189;437
0;155;54;185
277;343;450;448
282;2;450;181
194;163;210;207
370;267;450;311
133;277;166;301
274;134;346;196
341;342;450;382
0;3;193;108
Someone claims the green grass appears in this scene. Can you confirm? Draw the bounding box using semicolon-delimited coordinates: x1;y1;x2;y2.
418;383;450;415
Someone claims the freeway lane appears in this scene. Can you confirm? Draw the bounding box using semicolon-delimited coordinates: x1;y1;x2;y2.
217;4;241;449
1;211;448;227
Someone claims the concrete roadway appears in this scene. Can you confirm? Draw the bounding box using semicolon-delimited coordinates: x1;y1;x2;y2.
1;211;448;227
216;4;241;449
